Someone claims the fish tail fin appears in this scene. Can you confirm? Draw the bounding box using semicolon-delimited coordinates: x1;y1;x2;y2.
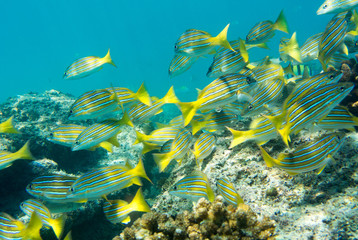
191;119;206;135
262;112;285;131
15;141;35;160
98;141;114;152
258;146;275;167
136;83;152;106
283;62;294;76
177;101;198;126
227;127;252;148
255;42;270;50
134;130;149;145
0;116;21;134
286;32;302;63
162;86;180;104
130;158;152;184
119;111;134;127
153;153;172;172
141;142;161;154
103;49;117;67
131;177;143;186
107;135;120;147
213;24;236;52
277;125;291;147
274;10;289;33
48;215;66;239
239;39;249;63
22;211;43;240
129;188;151;213
64;231;72;240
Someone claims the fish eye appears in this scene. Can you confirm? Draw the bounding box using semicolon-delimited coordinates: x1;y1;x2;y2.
323;4;327;9
69;110;73;114
173;186;177;190
174;45;177;50
69;187;74;192
340;86;345;92
49;133;53;137
248;105;253;110
28;184;33;190
329;74;334;79
75;141;79;145
20;203;24;208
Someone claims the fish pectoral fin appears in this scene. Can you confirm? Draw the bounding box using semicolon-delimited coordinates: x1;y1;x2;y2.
316;164;327;175
121;215;131;224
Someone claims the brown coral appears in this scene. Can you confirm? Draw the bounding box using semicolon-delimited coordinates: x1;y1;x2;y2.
117;197;276;240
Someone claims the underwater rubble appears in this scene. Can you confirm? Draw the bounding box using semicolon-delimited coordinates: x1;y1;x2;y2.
0;90;357;240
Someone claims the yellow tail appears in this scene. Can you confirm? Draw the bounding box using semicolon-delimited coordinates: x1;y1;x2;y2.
119;111;134;127
97;141;114;152
284;32;302;63
136;83;152;106
153;152;173;172
162;86;180;104
212;24;236;52
134;130;149;145
277;125;291;148
141;142;161;154
48;215;66;239
129;158;152;184
191;119;206;135
14;141;35;160
107;135;120;147
103;49;117;67
177;101;198;127
227;127;252;148
238;39;249;63
274;10;289;33
129;188;151;213
258;146;276;168
21;211;43;240
64;231;72;240
0;116;21;134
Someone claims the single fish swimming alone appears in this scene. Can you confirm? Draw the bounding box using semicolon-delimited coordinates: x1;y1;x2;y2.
317;0;358;15
174;24;235;57
64;49;116;80
169;170;215;203
102;188;150;225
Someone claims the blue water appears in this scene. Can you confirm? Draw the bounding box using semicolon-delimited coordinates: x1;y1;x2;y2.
1;0;331;103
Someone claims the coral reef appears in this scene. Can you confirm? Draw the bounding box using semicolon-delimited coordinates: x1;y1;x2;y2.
118;197;276;240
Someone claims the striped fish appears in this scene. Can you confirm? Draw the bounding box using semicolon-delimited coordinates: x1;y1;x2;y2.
328;52;350;68
26;174;78;203
316;105;358;130
20;199;66;239
207;39;249;78
0;141;34;170
259;133;345;175
265;70;343;131
0;116;21;134
317;0;358;15
169;55;198;78
241;77;285;117
128;87;179;123
301;33;323;63
216;177;244;207
251;63;285;84
318;17;348;71
103;188;150;225
191;110;237;135
71;112;133;151
106;83;152;107
0;212;43;240
69;89;120;120
66;159;151;202
160;139;174;153
272;82;354;146
48;124;113;152
222;101;246;116
155;115;185;129
174;24;235;57
177;73;255;126
153;128;192;172
227;109;281;148
279;32;302;63
246;10;289;44
192;132;216;166
169;170;215;202
64;49;116;80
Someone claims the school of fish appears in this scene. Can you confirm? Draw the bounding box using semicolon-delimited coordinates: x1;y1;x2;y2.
1;1;358;239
